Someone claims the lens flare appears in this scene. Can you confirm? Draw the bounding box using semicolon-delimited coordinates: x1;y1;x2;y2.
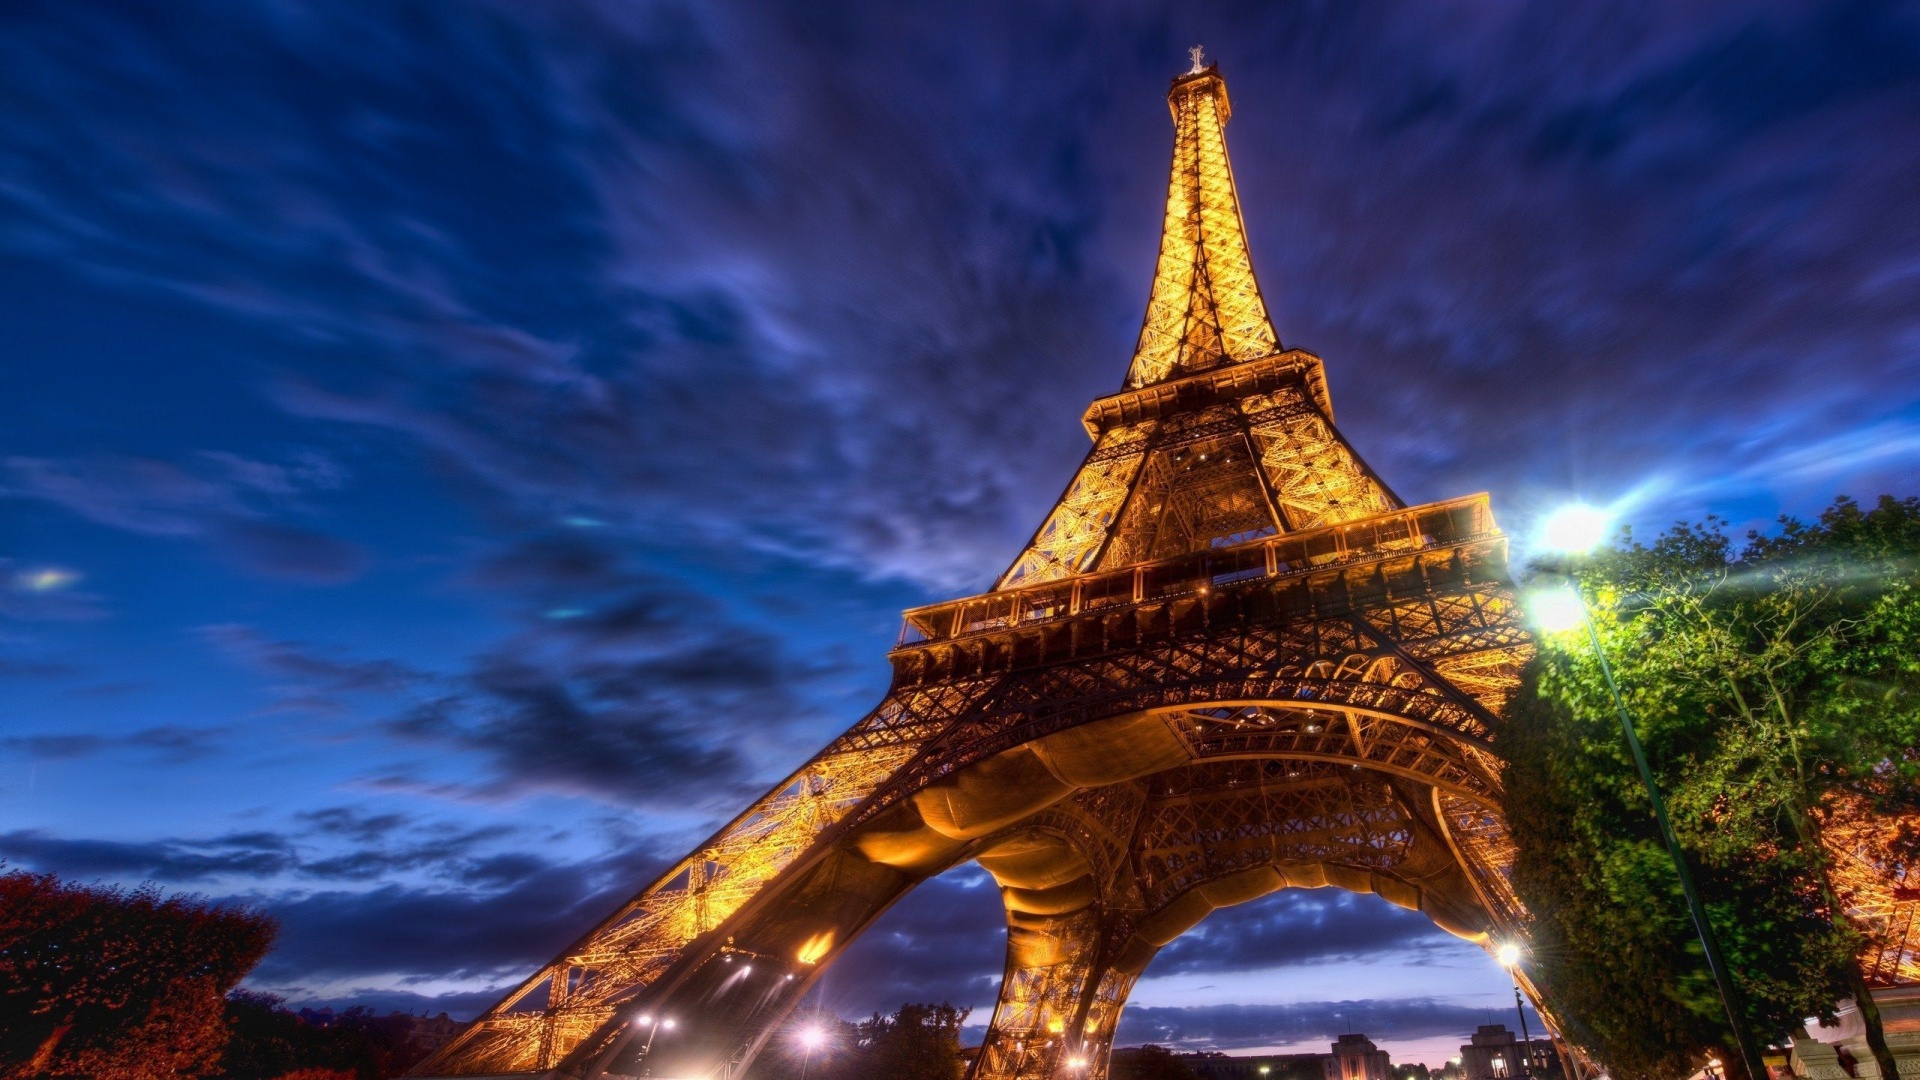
1527;587;1586;633
1538;503;1611;554
1497;941;1523;967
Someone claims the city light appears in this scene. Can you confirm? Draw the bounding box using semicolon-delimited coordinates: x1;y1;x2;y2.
1526;587;1586;633
1537;503;1611;554
799;1026;827;1051
1067;1056;1088;1070
661;1018;676;1030
1497;942;1523;968
636;1014;653;1026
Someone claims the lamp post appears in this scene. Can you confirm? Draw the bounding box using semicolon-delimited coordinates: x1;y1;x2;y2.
1495;943;1535;1080
1529;505;1766;1080
631;1014;674;1077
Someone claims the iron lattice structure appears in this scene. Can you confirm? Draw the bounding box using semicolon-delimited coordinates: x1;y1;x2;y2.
409;62;1916;1080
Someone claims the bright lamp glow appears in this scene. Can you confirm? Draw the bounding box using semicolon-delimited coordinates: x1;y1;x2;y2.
1497;942;1523;967
661;1018;676;1030
1066;1056;1088;1070
1538;503;1611;554
799;1026;827;1051
1527;587;1586;633
636;1014;653;1026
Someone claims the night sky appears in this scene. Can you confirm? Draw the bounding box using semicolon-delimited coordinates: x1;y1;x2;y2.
4;0;1919;1068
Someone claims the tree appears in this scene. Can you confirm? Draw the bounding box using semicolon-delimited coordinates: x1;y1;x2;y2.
0;869;276;1080
219;992;437;1080
760;1002;969;1080
1108;1044;1201;1080
1505;496;1920;1080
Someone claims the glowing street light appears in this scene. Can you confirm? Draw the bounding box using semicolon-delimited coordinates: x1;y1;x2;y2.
1536;503;1611;554
1494;942;1536;1080
633;1014;673;1077
1067;1055;1089;1070
1525;587;1585;634
1532;503;1764;1080
798;1023;829;1080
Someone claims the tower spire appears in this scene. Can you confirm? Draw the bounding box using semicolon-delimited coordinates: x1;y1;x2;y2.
1126;60;1278;388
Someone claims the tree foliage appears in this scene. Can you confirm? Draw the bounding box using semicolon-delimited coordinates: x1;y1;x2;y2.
1109;1044;1202;1080
219;992;434;1080
0;869;275;1080
1504;496;1920;1080
756;1002;970;1080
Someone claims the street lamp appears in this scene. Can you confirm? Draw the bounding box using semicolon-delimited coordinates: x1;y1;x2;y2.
1529;503;1765;1080
632;1014;673;1077
798;1024;828;1080
1495;942;1536;1080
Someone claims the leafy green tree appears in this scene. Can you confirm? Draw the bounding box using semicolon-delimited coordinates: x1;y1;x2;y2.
1505;496;1920;1080
0;870;275;1080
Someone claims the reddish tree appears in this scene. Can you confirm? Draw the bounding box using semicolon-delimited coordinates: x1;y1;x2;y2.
0;869;275;1080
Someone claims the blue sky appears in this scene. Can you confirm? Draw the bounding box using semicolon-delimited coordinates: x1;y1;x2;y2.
2;0;1918;1068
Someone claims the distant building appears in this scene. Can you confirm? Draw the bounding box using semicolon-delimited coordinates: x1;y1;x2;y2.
1325;1034;1394;1080
1459;1024;1559;1080
1176;1035;1394;1080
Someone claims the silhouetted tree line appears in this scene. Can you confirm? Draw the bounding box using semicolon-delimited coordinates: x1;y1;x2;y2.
752;1002;970;1079
1108;1044;1201;1080
218;993;437;1080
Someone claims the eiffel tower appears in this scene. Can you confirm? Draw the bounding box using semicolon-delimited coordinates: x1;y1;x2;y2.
413;57;1539;1080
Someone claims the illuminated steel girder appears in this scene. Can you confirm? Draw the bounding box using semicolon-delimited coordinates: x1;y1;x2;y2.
408;58;1914;1080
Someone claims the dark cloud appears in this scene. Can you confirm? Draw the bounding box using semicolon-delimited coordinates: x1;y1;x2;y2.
0;452;363;584
0;812;533;890
298;807;412;844
218;520;369;584
0;829;298;882
1150;890;1460;975
385;655;756;808
201;623;427;695
275;986;506;1022
0;725;228;763
0;821;662;1008
2;734;100;760
1116;999;1521;1051
378;541;829;807
811;868;1009;1018
251;842;664;987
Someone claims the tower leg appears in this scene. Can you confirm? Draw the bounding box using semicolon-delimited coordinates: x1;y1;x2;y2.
972;906;1109;1080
